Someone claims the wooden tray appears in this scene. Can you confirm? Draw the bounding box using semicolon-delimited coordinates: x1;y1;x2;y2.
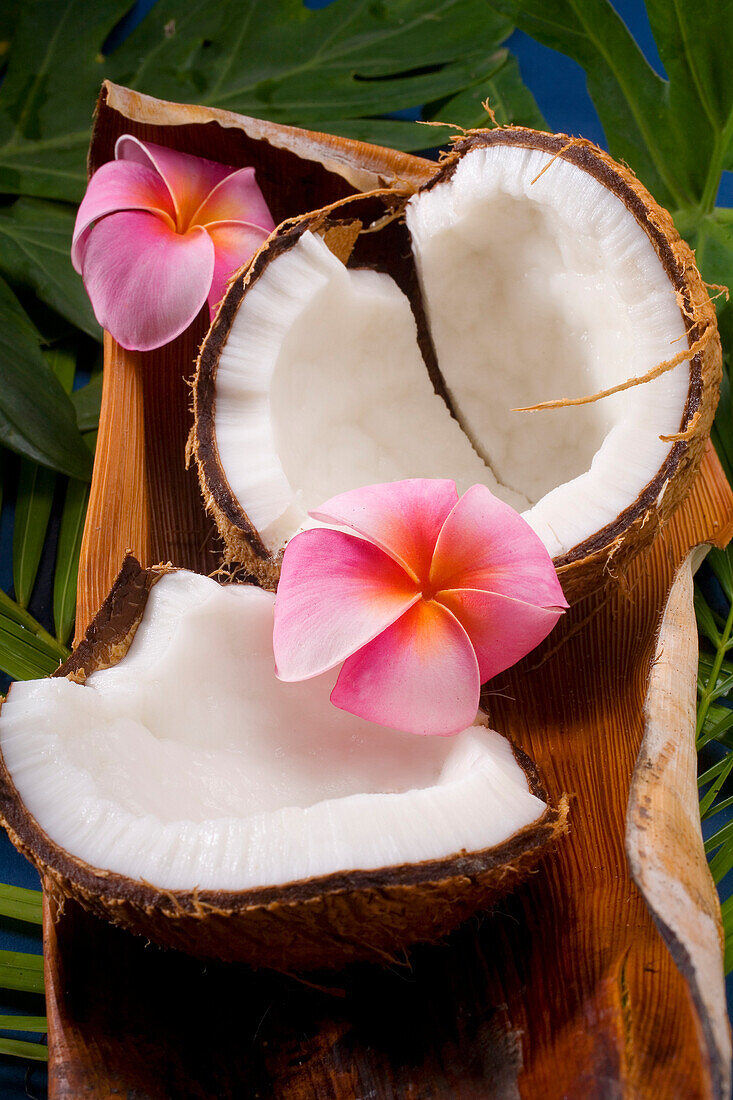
44;84;733;1099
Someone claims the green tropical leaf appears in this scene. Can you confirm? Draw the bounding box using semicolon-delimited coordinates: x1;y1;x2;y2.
709;829;733;884
70;373;102;433
0;277;92;480
0;589;60;644
0;884;43;926
0;1016;46;1033
109;0;512;133
0;950;43;996
0;199;100;339
700;753;733;817
696;544;733;921
44;342;77;395
0;588;68;680
0;0;521;206
698;754;733;788
698;705;733;751
12;461;55;609
12;343;80;609
0;0;129;201
695;589;722;649
488;0;733;216
0;619;65;680
428;51;547;132
305;48;546;150
712;370;733;493
0;0;20;53
723;896;733;972
54;435;94;646
705;810;733;854
0;1036;47;1062
709;545;733;602
644;0;733;182
485;0;687;210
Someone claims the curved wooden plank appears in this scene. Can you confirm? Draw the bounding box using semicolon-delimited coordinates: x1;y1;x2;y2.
627;554;731;1100
91;82;433;232
43;83;733;1098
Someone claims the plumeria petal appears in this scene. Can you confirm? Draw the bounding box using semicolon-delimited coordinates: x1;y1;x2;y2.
205;220;272;315
80;210;214;351
193;167;275;233
71;161;176;272
429;484;568;607
436;588;563;682
115;136;233;231
274;529;420;682
310;479;459;584
331;599;480;736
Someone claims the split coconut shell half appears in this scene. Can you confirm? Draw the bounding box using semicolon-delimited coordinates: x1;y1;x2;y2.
191;129;721;603
0;557;565;972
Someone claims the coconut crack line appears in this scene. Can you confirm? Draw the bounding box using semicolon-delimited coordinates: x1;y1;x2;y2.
403;231;533;507
439;376;534;506
413;284;533;505
428;347;526;502
512;327;713;434
400;124;536;504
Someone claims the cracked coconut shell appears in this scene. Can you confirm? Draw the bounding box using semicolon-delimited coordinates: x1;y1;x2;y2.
0;557;566;971
190;128;721;604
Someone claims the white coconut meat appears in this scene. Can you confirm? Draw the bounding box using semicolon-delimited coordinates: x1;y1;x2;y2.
212;143;689;560
0;571;545;892
407;144;690;555
214;230;527;553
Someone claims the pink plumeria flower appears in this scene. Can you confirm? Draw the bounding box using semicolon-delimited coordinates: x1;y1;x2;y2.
72;135;275;351
273;480;568;736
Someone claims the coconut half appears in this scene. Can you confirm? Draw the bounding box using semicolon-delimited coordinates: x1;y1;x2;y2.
0;558;564;970
191;130;720;601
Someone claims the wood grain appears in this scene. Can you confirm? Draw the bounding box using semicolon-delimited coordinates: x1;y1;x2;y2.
75;332;149;637
43;88;733;1099
627;554;731;1100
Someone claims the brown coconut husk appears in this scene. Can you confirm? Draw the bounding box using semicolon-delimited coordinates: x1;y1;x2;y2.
190;128;721;604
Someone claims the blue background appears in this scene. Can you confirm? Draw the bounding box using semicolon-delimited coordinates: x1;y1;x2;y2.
0;2;729;1096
